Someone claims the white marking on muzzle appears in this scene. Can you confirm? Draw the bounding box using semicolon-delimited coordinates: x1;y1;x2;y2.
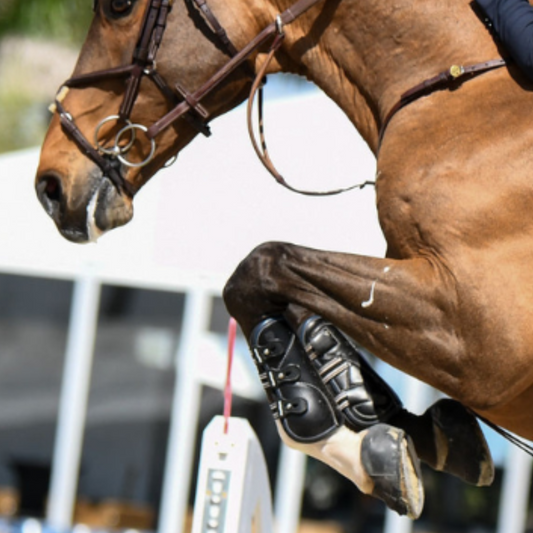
86;190;103;243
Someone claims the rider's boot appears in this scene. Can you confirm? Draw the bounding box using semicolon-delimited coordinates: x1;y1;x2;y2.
299;315;494;487
249;316;424;518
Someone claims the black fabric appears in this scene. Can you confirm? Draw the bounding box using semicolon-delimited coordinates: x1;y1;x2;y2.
476;0;533;80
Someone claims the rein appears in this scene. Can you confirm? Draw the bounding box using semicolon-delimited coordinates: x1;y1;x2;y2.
53;0;509;198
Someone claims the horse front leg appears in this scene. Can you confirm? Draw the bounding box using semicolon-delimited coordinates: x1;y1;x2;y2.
244;313;424;518
223;242;494;516
223;241;462;395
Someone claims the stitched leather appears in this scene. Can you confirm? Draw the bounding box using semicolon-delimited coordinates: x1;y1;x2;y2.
379;59;507;145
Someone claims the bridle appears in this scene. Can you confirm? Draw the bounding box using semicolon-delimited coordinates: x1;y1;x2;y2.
54;0;509;198
53;0;333;197
55;0;210;197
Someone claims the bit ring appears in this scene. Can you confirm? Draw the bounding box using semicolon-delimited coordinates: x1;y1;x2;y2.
94;115;135;156
115;124;156;168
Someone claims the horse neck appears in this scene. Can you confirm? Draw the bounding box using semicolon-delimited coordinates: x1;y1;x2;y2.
264;0;500;151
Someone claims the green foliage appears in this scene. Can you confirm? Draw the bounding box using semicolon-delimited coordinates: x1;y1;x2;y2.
0;0;93;153
0;0;93;45
0;96;49;153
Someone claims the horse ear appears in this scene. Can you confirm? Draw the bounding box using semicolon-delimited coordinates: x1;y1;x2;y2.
93;0;99;12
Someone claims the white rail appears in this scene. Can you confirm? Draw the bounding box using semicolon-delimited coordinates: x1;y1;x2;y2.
47;274;102;531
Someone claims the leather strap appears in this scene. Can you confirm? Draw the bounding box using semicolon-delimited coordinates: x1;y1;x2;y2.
193;0;239;57
246;34;369;196
55;100;136;197
55;0;210;195
60;0;508;200
379;59;507;145
120;0;173;119
147;0;327;138
56;0;330;195
192;0;257;79
65;65;136;88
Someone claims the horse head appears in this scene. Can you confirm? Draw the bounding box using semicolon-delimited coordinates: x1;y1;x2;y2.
35;0;267;242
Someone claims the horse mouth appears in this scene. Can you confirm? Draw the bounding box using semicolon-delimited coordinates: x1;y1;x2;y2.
36;173;134;244
90;178;134;241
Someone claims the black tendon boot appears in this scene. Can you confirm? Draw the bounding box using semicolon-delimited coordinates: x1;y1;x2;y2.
300;316;494;487
249;316;424;518
250;316;341;443
298;315;403;431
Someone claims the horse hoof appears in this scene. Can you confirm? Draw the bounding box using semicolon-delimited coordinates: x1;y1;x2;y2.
428;399;494;486
361;424;424;519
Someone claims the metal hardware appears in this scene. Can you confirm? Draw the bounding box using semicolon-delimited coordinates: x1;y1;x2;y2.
275;15;284;35
94;115;135;156
449;64;465;79
115;124;157;168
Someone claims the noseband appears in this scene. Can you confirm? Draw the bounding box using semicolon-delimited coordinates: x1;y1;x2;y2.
54;0;508;198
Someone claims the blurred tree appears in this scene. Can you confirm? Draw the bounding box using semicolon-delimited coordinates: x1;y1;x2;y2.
0;0;92;153
0;0;92;44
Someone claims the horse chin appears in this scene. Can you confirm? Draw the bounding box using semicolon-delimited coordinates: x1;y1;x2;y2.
92;178;134;241
57;177;134;244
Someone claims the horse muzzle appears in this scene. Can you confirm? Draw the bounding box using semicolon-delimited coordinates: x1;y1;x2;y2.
35;169;134;243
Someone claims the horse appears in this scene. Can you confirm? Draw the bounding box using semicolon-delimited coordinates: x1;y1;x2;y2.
34;0;531;519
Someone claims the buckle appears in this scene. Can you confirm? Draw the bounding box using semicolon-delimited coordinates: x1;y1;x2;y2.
277;398;308;418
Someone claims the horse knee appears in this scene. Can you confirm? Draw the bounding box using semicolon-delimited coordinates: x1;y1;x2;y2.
223;241;291;323
223;241;281;300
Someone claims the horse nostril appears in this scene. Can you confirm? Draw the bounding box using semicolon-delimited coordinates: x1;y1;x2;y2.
36;174;63;218
44;176;61;201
